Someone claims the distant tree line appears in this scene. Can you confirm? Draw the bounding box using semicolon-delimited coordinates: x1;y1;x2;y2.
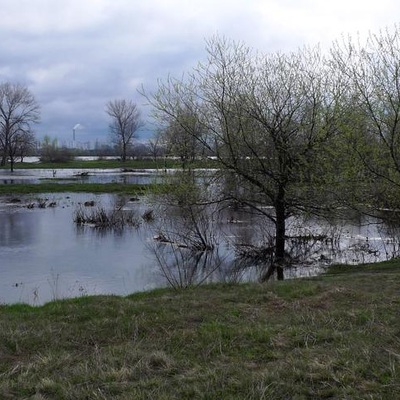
0;85;148;168
39;135;74;163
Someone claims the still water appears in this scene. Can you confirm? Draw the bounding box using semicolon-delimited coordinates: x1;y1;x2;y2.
0;192;398;305
0;168;160;185
0;193;166;305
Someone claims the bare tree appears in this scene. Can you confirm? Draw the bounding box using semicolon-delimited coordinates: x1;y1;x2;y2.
146;37;343;280
0;82;40;171
11;131;36;163
149;177;223;289
105;99;143;162
147;131;166;163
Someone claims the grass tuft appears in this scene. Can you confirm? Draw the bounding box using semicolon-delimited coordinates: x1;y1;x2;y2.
0;182;150;195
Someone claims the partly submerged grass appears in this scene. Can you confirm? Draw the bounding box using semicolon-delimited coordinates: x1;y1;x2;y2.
0;158;219;170
0;183;152;195
0;159;174;170
325;258;400;275
1;261;400;399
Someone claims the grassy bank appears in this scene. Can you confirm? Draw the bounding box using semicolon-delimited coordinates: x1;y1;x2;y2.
0;159;173;170
0;182;152;195
0;158;218;170
1;261;400;399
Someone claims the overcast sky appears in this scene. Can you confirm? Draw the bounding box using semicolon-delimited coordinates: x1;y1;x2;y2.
1;0;399;144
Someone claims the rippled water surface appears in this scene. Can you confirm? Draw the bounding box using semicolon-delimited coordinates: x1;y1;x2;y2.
0;193;165;305
1;188;398;305
0;168;160;185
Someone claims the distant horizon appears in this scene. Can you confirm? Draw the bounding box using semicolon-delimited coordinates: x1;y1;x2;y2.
35;128;154;146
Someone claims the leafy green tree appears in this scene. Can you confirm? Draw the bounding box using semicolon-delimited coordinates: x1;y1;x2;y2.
160;109;205;169
331;26;400;213
147;37;343;280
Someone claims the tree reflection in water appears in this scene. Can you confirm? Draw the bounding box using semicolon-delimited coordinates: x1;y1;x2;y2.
149;200;400;288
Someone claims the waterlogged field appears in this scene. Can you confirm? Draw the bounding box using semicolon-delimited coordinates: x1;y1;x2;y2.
1;189;399;305
1;164;400;304
0;166;160;185
0;193;165;305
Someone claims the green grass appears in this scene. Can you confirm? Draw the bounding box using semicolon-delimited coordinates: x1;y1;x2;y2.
0;182;152;195
325;258;400;274
0;158;216;195
1;159;172;170
0;158;219;170
1;261;400;399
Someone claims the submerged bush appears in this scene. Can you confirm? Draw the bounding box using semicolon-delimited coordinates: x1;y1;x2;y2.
74;206;141;229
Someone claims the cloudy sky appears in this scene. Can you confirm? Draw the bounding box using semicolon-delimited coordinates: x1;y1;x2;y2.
1;0;399;145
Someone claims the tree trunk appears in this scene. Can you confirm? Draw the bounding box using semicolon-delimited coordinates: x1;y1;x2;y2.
9;144;14;172
122;143;127;162
260;186;286;282
275;205;285;280
274;186;286;280
1;148;7;166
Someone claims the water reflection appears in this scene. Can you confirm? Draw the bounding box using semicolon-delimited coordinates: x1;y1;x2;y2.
0;210;38;246
0;168;162;185
147;195;400;288
1;192;400;305
0;193;164;305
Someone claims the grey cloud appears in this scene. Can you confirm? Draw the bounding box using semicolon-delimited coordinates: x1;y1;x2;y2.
0;0;399;144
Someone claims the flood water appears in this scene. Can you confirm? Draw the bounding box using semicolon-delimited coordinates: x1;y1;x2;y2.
0;193;167;305
0;167;161;185
1;187;399;305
